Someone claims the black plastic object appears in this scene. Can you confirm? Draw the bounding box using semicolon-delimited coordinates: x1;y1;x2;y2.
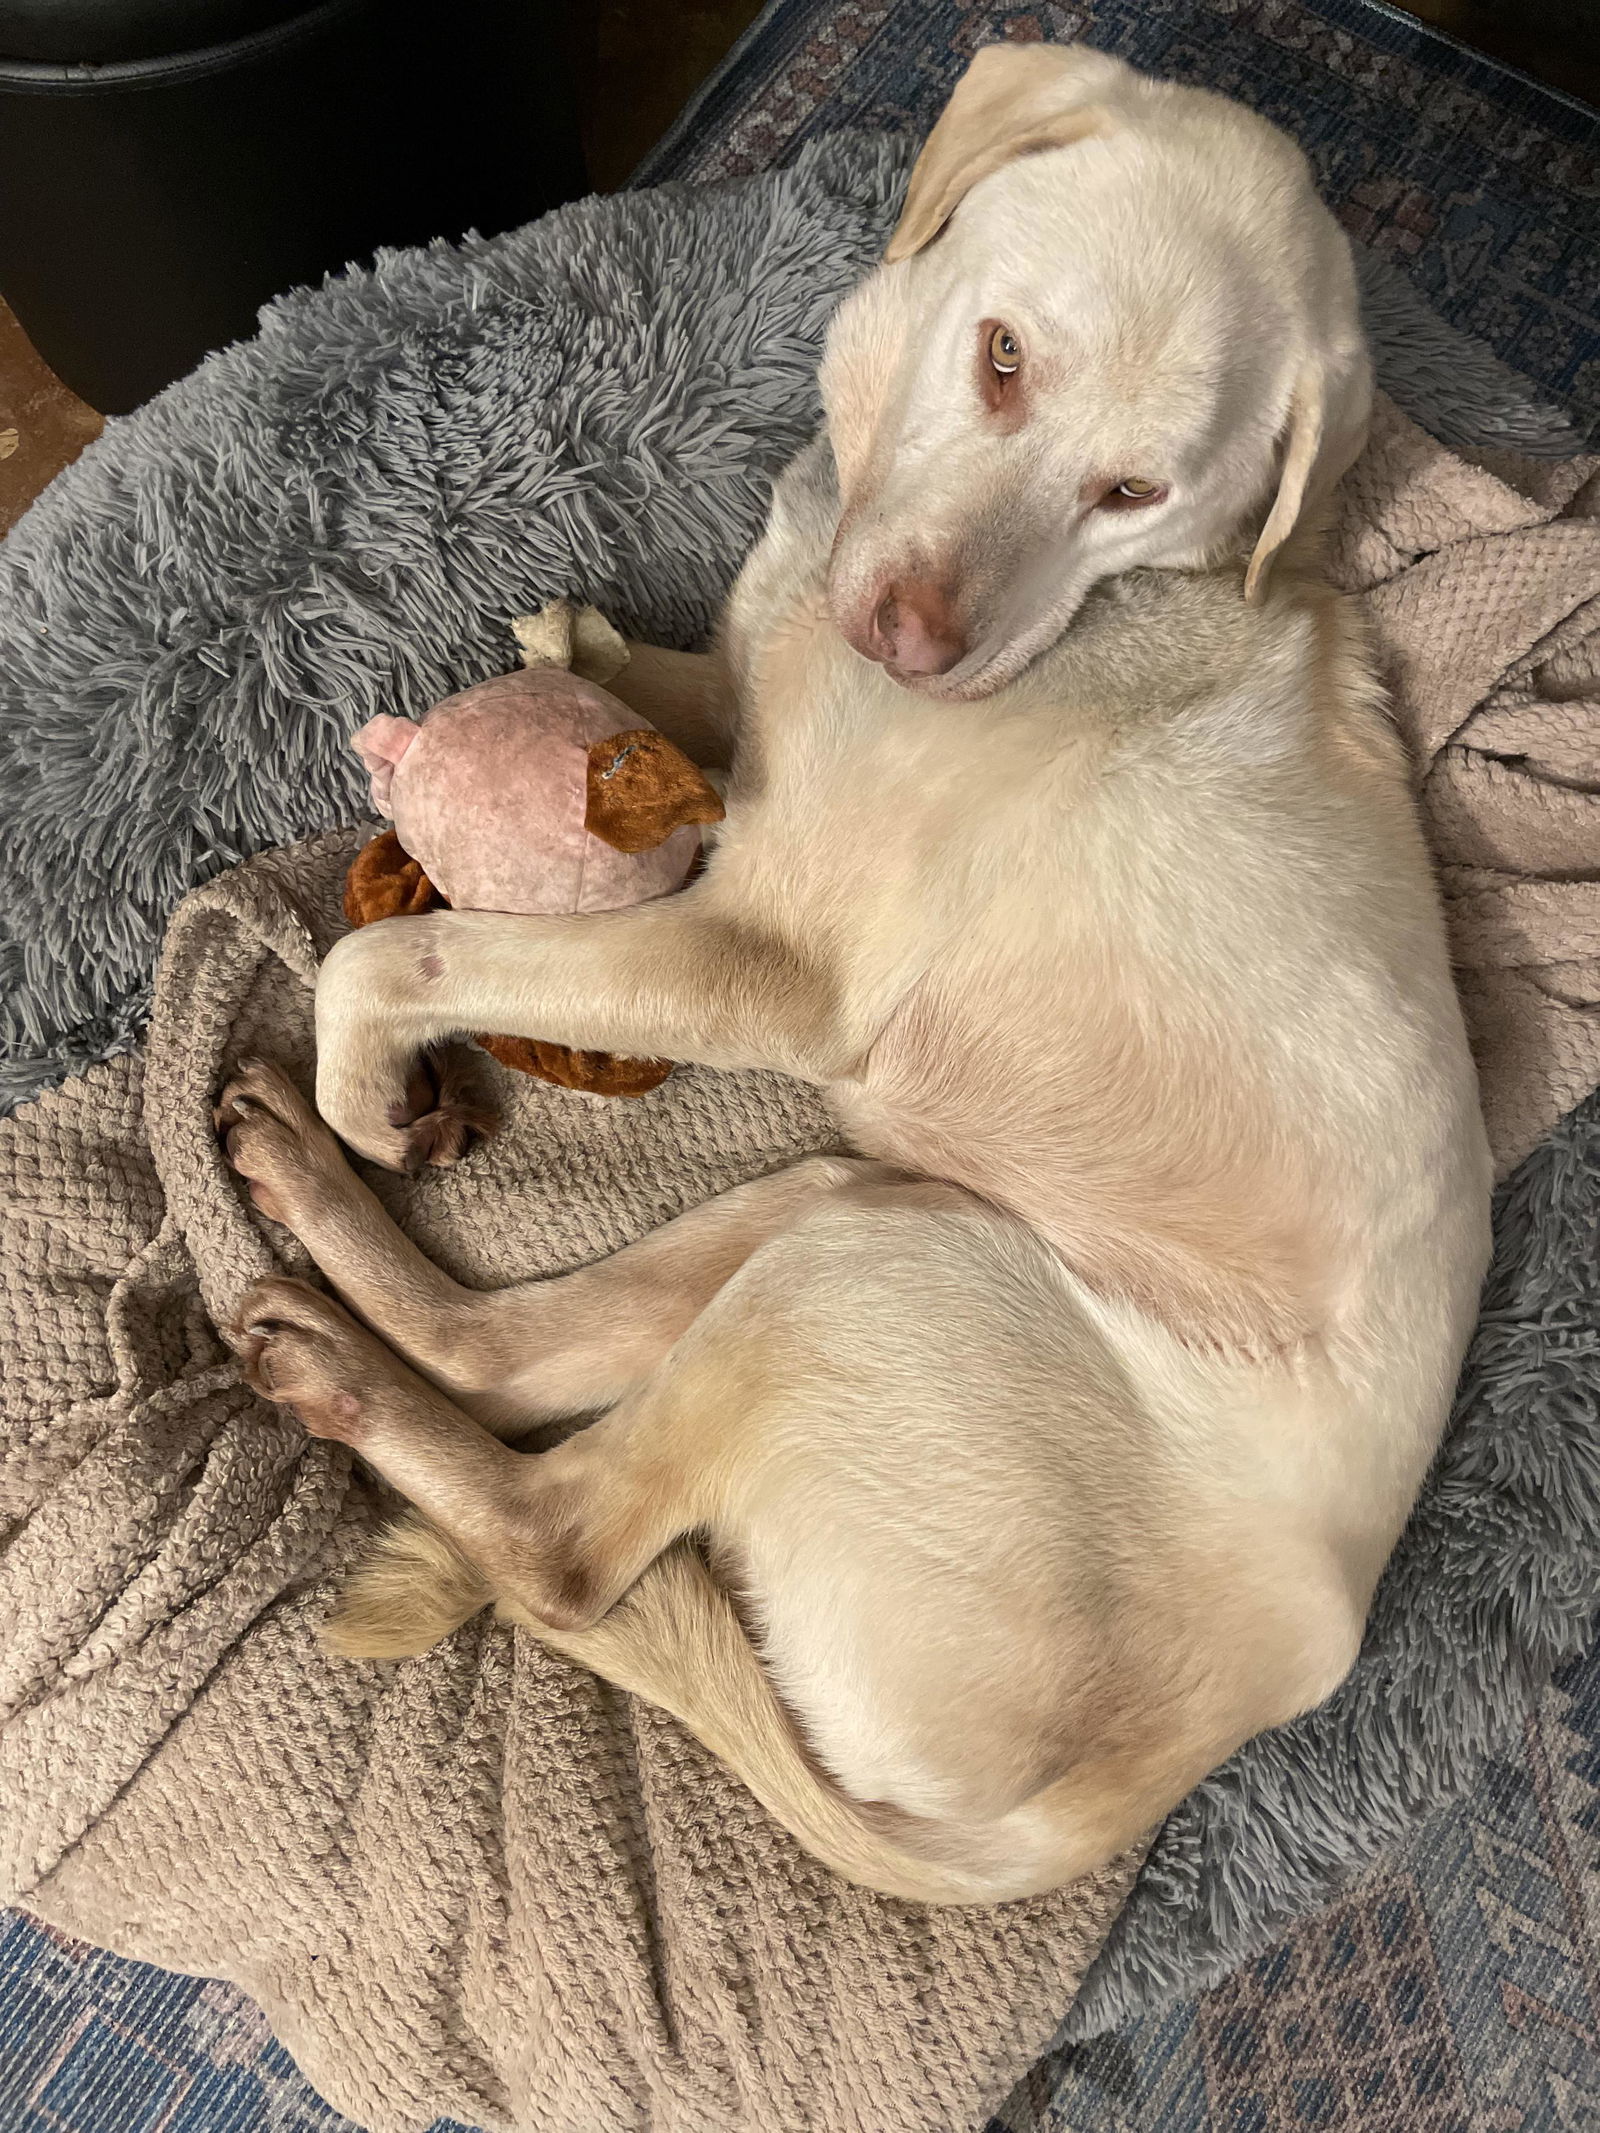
0;0;587;413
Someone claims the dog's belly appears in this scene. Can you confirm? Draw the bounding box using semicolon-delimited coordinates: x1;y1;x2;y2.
832;977;1330;1357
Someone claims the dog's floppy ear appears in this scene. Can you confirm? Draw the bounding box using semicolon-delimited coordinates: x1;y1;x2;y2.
1245;326;1372;602
1244;223;1371;601
885;44;1121;263
1243;371;1329;603
1243;355;1371;601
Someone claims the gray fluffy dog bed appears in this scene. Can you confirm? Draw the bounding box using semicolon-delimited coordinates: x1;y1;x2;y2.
3;132;1597;2041
0;135;1581;1115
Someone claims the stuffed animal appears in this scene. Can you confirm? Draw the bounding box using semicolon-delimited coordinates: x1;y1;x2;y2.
343;602;724;1096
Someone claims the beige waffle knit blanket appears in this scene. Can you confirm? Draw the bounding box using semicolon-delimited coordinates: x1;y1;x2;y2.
0;829;1137;2133
1332;397;1600;1178
2;401;1597;2133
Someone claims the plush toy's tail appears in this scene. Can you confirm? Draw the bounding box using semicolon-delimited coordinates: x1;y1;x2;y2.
325;1520;1103;1905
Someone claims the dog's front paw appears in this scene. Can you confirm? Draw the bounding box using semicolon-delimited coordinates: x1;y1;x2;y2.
228;1277;386;1444
320;1052;496;1175
314;926;497;1172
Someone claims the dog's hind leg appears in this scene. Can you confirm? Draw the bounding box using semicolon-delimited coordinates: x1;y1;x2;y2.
218;1057;880;1430
227;1269;728;1652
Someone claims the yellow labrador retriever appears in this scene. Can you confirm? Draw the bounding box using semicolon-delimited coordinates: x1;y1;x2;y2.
218;47;1492;1904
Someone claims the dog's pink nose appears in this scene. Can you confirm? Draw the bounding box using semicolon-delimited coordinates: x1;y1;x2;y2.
866;582;966;677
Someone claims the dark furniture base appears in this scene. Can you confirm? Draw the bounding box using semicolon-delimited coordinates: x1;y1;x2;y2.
0;0;586;413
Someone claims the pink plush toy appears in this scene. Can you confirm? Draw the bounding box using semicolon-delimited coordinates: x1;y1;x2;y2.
343;603;724;1097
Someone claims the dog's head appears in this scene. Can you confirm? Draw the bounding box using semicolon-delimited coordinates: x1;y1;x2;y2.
823;46;1371;700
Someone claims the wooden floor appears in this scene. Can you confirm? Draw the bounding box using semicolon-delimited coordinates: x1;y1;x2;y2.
580;0;767;191
0;0;1592;537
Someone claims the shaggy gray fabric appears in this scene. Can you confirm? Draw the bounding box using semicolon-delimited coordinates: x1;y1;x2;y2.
2;123;1596;2043
1351;250;1585;459
0;141;905;1110
0;132;1581;1115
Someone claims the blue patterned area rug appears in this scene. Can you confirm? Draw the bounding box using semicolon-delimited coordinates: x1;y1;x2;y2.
989;1632;1600;2131
4;4;1599;2131
0;1914;471;2133
638;0;1600;433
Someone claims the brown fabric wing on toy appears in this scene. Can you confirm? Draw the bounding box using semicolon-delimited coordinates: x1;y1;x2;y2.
342;828;441;925
341;831;672;1098
475;1035;673;1096
585;729;725;852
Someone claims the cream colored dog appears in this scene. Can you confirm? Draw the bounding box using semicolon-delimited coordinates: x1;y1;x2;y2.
218;47;1492;1905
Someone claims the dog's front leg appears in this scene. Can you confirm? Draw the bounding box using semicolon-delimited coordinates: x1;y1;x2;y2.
314;892;841;1169
608;643;737;770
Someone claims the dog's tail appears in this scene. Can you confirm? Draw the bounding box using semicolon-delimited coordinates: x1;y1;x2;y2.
322;1513;495;1659
324;1519;1084;1904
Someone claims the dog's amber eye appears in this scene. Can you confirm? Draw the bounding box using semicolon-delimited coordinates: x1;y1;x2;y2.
1110;478;1164;503
988;324;1021;376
